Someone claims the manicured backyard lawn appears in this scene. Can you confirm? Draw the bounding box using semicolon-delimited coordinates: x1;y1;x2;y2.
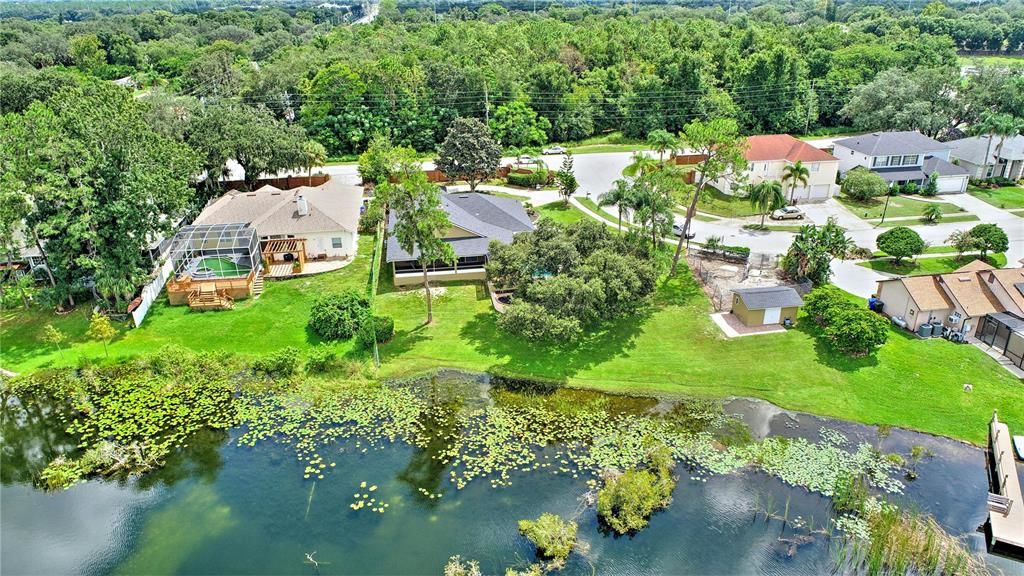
5;238;1021;446
837;195;965;220
857;253;1007;275
535;201;586;224
967;185;1024;210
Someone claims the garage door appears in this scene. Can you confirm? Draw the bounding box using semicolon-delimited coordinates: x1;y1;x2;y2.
763;307;781;324
937;176;966;193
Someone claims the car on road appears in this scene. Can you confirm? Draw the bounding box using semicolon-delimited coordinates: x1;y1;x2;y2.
516;155;539;165
672;223;684;236
770;206;805;220
542;146;566;155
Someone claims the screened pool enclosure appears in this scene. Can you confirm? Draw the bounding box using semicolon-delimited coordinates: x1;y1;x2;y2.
164;224;262;310
168;224;261;280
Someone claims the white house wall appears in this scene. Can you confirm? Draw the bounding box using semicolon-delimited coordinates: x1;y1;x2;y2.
714;159;839;202
303;231;357;259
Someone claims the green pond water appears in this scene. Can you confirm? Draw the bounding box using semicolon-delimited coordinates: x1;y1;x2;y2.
2;370;1022;575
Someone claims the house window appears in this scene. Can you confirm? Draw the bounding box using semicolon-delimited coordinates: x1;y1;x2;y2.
888;155;903;166
902;155;919;165
810;163;820;172
331;237;343;249
872;157;888;167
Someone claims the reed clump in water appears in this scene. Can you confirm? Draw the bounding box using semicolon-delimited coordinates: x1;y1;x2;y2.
832;474;986;576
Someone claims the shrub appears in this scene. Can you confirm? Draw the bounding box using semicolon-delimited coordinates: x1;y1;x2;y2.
305;345;337;373
356;315;395;348
876;226;925;264
443;556;481;576
824;308;889;356
309;290;370;340
498;302;583;343
252;347;301;377
518;513;577;564
900;182;919;195
921;173;939;197
803;285;852;326
507;168;548;187
597;444;675;534
841;167;888;201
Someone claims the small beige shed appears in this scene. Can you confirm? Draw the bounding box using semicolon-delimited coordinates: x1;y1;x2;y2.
731;286;804;327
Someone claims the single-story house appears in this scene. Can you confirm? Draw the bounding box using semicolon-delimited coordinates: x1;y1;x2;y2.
833;131;970;193
194;178;362;275
947;134;1024;181
714;134;840;202
874;259;1024;337
730;286;804;327
386;192;534;287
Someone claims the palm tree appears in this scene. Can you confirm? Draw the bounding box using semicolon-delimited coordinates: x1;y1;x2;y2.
647;129;679;165
970;111;1002;178
621;151;658;179
992;114;1024;178
599;179;636;233
781;161;811;204
922;202;943;223
748;180;786;227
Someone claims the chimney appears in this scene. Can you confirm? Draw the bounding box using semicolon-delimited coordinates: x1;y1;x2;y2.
296;195;309;216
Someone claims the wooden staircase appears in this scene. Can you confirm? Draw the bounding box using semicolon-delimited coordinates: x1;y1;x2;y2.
187;284;234;311
252;273;265;297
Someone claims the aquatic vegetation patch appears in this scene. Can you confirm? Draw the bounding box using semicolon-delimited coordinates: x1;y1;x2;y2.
518;513;578;568
831;476;986;575
596;444;676;534
8;348;241;489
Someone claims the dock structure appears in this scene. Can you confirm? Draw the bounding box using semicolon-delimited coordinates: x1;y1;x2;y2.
987;410;1024;555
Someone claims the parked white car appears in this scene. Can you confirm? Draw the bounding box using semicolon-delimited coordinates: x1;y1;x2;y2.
542;145;566;155
770;206;805;220
516;155;539;164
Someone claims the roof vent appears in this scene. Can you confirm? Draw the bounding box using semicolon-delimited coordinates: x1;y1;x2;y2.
958;275;971;282
458;194;470;199
297;195;309;216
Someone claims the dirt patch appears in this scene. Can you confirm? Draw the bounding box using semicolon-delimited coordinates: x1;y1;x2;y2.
688;254;787;311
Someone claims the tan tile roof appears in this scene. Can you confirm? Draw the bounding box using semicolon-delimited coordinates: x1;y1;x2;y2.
899;275;954;311
938;270;1005;317
954;259;995;273
195;179;362;237
987;268;1024;312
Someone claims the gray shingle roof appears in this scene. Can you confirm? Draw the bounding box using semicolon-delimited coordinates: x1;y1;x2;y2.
386;192;534;262
834;131;949;156
733;286;804;310
948;135;1024;164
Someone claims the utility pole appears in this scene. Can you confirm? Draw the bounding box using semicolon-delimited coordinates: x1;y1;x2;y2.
879;184;895;226
484;84;490;124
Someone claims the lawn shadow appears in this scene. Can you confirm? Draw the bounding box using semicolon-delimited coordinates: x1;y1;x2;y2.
794;322;880;372
378;323;431;361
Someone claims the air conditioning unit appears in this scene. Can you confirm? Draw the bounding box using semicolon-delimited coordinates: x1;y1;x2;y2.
948;312;962;323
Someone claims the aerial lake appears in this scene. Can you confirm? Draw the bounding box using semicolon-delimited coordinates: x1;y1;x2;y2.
3;370;1022;575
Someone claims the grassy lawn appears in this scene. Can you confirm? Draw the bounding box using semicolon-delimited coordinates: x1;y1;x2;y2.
486;190;530;201
959;54;1024;68
967;185;1024;210
837;195;965;220
696;187;758;218
551;132;649;155
873;214;980;228
534;201;586;225
871;245;957;258
577;197;635;228
857;253;1007;275
5;238;1021;446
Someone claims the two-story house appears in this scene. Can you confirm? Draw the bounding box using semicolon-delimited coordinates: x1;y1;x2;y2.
713;134;840;202
832;131;970;193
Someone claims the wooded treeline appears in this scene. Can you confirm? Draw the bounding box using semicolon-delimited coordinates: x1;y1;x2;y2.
3;0;1024;157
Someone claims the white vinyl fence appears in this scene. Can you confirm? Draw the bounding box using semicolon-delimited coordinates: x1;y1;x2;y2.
131;259;173;327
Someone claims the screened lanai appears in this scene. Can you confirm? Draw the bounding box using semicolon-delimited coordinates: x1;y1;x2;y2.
168;223;261;280
164;223;262;310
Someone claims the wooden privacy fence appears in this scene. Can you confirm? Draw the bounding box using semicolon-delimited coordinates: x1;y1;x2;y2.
220;174;331;191
387;165;514;185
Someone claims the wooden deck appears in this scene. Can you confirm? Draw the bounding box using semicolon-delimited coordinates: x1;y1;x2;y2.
988;410;1024;554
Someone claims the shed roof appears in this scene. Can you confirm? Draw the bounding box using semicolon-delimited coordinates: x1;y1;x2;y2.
834;131;949;156
898;275;954;311
744;134;837;163
732;286;804;310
